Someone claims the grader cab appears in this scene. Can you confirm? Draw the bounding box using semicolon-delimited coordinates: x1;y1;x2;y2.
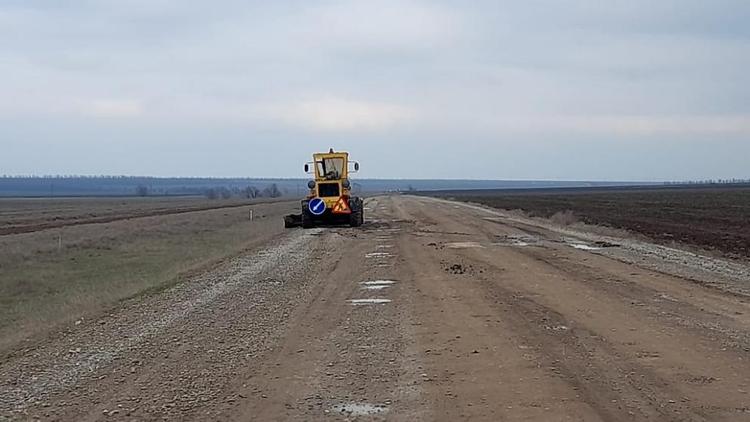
284;149;364;228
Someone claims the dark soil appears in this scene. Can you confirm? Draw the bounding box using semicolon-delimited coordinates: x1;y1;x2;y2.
424;185;750;259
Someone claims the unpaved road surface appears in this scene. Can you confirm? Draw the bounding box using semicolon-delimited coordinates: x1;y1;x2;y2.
2;195;750;421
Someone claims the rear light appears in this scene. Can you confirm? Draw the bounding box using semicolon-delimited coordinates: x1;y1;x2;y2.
307;180;316;189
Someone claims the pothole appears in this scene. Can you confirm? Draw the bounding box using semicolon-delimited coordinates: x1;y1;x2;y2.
331;403;388;416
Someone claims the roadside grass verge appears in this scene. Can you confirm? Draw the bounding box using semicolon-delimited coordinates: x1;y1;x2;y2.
0;200;296;354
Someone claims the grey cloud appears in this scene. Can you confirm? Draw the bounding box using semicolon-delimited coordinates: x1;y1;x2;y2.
1;1;749;179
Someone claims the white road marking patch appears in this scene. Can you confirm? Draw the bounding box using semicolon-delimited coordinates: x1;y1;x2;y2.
365;252;392;258
376;245;393;249
363;285;389;290
349;299;391;304
362;280;396;285
445;241;484;249
332;403;388;416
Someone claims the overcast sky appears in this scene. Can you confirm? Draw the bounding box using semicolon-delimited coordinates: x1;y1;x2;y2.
1;1;749;180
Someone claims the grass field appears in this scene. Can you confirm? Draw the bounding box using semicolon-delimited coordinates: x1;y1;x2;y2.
425;185;750;259
0;197;296;354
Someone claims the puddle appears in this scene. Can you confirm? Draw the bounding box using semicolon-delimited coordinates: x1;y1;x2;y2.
365;252;392;258
349;299;391;304
332;403;388;416
565;238;619;251
493;234;540;247
445;241;484;249
569;243;601;251
362;280;396;285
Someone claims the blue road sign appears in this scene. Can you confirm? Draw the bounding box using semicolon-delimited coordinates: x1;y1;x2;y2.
308;198;326;216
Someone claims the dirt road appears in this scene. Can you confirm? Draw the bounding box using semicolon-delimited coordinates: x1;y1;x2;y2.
2;195;750;421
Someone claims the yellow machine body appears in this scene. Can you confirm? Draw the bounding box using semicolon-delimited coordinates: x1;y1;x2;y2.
284;148;364;228
309;151;352;209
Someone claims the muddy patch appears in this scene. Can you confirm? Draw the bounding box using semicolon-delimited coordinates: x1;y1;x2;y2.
564;238;620;251
493;234;541;247
443;263;478;275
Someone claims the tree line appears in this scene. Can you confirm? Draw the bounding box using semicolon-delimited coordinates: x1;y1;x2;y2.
663;179;750;185
135;183;283;199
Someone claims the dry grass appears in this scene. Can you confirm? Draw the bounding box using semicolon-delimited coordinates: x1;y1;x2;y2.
0;197;298;354
550;210;578;226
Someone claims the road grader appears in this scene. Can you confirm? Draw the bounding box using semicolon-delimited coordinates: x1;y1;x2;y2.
284;149;364;228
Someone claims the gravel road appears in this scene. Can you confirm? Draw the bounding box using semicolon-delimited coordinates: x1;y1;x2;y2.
2;195;749;421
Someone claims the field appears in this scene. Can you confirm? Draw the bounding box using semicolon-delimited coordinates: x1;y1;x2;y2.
0;196;277;235
422;184;750;259
0;196;298;354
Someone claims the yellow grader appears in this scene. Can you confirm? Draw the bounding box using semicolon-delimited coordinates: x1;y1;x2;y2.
284;149;364;228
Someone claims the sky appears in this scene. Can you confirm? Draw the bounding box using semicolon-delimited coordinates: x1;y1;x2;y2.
1;0;749;181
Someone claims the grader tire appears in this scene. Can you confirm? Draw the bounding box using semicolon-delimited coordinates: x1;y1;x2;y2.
349;209;362;227
302;210;314;229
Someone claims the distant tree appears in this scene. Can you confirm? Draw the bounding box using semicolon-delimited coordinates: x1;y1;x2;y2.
205;188;218;200
262;183;282;198
244;186;260;198
219;187;232;199
135;185;149;197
